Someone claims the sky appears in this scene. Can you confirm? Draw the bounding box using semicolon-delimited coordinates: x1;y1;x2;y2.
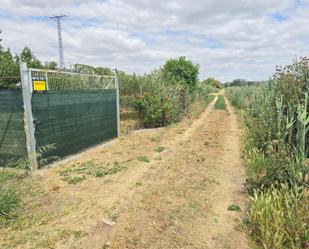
0;0;309;82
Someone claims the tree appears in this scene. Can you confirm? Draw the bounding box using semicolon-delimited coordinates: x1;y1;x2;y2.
229;79;247;87
0;32;19;88
45;61;57;70
74;64;95;74
202;77;222;89
20;46;43;68
94;66;114;76
162;56;199;91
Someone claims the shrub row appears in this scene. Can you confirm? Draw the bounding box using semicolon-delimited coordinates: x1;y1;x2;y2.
226;57;309;249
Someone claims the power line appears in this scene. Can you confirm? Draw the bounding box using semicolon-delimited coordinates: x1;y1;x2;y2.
49;15;67;69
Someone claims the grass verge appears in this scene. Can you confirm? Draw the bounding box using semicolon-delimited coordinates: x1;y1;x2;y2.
214;95;227;110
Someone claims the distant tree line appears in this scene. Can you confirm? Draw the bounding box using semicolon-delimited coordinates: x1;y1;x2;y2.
225;78;266;87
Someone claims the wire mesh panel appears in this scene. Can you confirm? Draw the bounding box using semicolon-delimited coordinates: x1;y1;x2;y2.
31;69;116;91
29;69;118;166
0;90;27;166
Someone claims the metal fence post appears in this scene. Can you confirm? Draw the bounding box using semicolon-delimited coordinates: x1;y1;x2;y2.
20;62;38;170
114;68;120;137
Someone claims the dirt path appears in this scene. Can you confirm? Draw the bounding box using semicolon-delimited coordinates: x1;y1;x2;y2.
103;96;248;249
1;96;248;249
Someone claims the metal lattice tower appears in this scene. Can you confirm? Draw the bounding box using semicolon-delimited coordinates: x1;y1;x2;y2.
50;15;67;69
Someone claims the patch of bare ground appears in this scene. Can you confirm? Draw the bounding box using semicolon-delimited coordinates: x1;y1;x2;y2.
103;96;248;249
0;96;248;249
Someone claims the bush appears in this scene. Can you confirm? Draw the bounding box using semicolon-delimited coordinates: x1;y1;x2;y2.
133;94;174;128
245;148;301;191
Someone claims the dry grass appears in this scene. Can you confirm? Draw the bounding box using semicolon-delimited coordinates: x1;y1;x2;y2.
0;95;248;249
106;97;248;249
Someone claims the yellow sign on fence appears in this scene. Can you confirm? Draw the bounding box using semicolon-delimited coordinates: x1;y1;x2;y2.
32;76;46;92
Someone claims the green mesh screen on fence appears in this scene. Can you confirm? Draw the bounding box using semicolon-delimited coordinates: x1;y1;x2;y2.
0;90;27;167
31;90;117;165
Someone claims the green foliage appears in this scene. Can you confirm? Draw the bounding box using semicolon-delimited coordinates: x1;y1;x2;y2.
196;82;218;95
249;185;308;249
137;156;150;163
133;94;174;128
0;169;28;220
201;77;222;89
66;175;86;184
162;56;199;91
131;59;216;128
214;95;226;110
59;160;127;183
227;204;241;212
119;71;142;96
226;58;309;249
274;57;309;107
94;66;114;76
225;86;258;109
0;184;19;217
19;46;43;69
94;162;126;176
0;41;57;89
44;61;57;70
0;44;19;89
154;146;165;153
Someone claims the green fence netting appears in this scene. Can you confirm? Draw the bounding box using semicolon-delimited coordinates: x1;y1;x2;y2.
0;90;27;167
31;90;117;165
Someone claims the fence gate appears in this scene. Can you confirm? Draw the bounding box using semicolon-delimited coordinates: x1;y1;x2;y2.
19;62;120;170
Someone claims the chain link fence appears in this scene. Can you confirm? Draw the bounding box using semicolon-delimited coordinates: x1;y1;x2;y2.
0;65;120;169
0;88;27;167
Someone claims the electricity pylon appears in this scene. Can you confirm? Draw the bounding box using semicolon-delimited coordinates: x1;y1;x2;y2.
49;15;67;69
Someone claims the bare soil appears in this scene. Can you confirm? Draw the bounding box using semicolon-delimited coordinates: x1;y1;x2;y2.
0;96;248;249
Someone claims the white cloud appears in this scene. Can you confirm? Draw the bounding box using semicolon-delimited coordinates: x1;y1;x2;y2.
0;0;308;81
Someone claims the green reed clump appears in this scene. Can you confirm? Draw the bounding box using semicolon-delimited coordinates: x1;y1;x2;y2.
0;168;30;223
226;58;309;249
249;184;308;249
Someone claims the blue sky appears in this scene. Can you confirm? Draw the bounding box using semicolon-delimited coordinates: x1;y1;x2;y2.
0;0;309;81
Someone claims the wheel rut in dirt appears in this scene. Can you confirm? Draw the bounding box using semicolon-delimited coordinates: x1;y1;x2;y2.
99;96;248;249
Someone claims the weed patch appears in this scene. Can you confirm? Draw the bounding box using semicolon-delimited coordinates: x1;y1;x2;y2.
0;170;27;220
154;146;165;153
249;185;307;249
227;204;241;212
150;136;161;142
59;160;127;183
137;156;150;163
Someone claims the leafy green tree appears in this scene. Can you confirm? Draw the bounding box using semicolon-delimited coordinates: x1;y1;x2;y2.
229;79;247;87
162;56;199;91
94;66;114;76
19;46;43;68
201;77;222;89
0;31;19;88
45;61;57;70
119;71;142;95
74;63;95;74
